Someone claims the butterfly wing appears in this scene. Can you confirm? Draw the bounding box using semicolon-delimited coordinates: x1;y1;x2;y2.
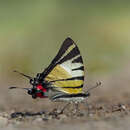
42;38;84;94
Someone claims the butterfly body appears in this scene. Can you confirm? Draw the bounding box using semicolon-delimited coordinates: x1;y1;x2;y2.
28;76;90;103
28;83;90;103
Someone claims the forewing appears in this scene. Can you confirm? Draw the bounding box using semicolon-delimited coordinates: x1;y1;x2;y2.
43;38;84;94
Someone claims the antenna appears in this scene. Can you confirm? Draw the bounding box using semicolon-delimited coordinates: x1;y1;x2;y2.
9;86;30;91
86;81;101;93
13;70;33;80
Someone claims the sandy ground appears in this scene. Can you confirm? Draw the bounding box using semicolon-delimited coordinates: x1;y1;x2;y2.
0;63;130;130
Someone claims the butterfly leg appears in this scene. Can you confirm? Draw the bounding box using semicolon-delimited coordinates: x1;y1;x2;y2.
71;102;80;116
59;102;71;114
75;103;80;113
85;101;90;116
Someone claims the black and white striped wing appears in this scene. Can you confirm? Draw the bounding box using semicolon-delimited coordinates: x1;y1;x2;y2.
43;38;84;94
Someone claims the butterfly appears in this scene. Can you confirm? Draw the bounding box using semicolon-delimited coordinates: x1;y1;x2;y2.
10;37;101;113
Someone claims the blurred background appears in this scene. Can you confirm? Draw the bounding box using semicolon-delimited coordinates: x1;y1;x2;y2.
0;0;130;111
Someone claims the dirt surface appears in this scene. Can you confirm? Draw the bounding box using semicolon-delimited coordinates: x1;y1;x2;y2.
0;102;130;130
0;64;130;130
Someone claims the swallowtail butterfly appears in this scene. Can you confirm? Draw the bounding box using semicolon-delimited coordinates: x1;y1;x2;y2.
10;38;101;112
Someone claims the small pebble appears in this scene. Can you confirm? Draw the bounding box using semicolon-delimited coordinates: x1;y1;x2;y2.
32;117;43;124
121;105;126;110
58;114;67;120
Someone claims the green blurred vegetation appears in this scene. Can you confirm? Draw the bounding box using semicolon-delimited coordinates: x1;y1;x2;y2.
0;0;130;80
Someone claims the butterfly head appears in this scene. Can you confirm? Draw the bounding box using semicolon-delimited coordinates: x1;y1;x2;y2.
28;73;48;99
10;71;48;99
